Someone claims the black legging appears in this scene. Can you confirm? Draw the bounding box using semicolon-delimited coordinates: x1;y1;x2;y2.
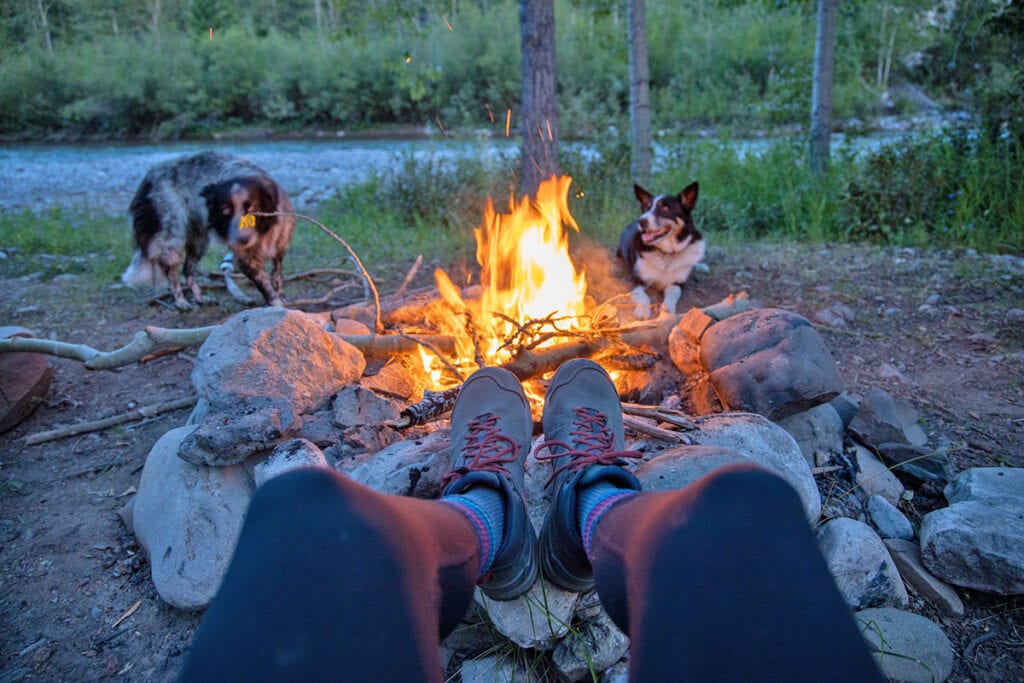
179;465;882;682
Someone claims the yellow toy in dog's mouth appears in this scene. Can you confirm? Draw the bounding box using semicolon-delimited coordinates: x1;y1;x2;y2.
239;214;256;229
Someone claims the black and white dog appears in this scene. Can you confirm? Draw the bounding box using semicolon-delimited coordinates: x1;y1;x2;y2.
617;181;704;317
121;151;295;310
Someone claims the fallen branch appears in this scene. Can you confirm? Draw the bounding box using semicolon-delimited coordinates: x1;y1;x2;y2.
24;396;196;445
0;326;216;369
254;211;383;333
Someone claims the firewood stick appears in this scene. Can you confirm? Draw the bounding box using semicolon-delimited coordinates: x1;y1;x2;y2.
623;416;691;443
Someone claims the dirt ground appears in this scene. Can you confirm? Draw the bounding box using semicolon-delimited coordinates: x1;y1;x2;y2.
1;241;1022;681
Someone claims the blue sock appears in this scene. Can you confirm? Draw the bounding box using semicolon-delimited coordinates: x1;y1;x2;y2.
441;488;505;576
577;481;636;560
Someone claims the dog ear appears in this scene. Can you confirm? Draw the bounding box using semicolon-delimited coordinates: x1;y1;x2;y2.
634;183;653;208
678;181;699;210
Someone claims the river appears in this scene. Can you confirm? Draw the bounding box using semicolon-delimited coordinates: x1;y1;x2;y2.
0;130;915;216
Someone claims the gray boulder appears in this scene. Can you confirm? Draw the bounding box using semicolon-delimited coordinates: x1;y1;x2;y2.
699;308;843;420
686;412;822;521
867;495;915;541
855;607;954;682
775;402;845;466
920;467;1024;595
181;308;365;466
253;438;329;487
635;444;753;493
817;517;908;609
133;425;253;610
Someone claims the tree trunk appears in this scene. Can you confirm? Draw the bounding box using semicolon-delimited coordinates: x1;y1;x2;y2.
519;0;559;197
809;0;837;176
36;0;53;53
628;0;652;184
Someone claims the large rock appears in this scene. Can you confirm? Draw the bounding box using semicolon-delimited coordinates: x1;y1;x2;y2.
775;402;845;466
133;426;253;610
817;517;908;609
919;467;1024;595
343;429;451;499
0;326;53;433
685;412;822;521
855;607;954;682
180;308;365;466
635;445;752;493
849;388;948;483
699;308;842;420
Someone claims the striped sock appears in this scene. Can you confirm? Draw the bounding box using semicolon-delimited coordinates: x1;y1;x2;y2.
441;488;505;576
577;481;637;560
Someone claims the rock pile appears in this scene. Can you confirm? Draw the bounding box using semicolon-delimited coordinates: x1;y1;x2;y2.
127;305;1023;682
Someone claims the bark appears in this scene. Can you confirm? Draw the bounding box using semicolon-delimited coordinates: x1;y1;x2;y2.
628;0;652;184
810;0;838;176
519;0;559;196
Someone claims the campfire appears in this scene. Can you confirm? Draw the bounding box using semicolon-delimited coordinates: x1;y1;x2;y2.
425;175;594;394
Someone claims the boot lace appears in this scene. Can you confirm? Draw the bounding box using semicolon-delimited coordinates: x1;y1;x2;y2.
535;408;642;486
443;413;520;484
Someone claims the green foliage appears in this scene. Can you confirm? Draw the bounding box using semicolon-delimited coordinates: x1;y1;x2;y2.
0;209;129;282
0;0;958;141
835;132;1024;250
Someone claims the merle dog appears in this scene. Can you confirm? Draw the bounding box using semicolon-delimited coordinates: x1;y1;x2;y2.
122;151;295;310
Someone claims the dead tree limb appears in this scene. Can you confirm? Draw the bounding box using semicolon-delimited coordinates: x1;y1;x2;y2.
0;326;217;369
24;396;197;445
253;211;383;333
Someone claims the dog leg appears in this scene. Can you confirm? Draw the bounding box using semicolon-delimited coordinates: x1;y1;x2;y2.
182;258;206;307
235;256;282;307
269;256;286;306
661;284;682;317
165;267;193;310
630;285;654;320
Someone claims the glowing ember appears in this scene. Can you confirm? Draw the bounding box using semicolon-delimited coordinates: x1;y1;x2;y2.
428;175;589;385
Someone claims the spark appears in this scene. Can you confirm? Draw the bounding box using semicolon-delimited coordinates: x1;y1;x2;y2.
441;14;454;31
505;108;512;138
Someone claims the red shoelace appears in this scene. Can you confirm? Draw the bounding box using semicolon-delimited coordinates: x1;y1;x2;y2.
443;413;520;485
535;408;642;486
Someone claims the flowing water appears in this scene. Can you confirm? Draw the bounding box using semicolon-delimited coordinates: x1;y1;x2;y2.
0;131;912;216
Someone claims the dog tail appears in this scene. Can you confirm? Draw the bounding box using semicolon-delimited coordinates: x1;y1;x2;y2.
121;251;168;288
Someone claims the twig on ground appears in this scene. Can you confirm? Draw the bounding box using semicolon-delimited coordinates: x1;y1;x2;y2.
24;396;197;445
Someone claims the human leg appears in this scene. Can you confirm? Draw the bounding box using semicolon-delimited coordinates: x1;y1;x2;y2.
590;465;883;681
180;367;538;681
536;359;881;681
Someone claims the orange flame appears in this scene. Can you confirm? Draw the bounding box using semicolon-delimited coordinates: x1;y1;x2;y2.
429;175;588;385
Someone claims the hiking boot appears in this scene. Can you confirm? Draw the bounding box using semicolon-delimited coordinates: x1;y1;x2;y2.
536;359;641;592
442;367;538;600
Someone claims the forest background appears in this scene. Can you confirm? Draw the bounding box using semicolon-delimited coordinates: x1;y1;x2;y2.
0;0;1021;258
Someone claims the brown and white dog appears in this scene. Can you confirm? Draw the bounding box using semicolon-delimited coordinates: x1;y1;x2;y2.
121;151;295;310
616;181;704;317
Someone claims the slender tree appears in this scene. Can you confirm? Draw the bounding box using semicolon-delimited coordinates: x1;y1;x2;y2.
809;0;837;176
628;0;652;184
518;0;559;197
